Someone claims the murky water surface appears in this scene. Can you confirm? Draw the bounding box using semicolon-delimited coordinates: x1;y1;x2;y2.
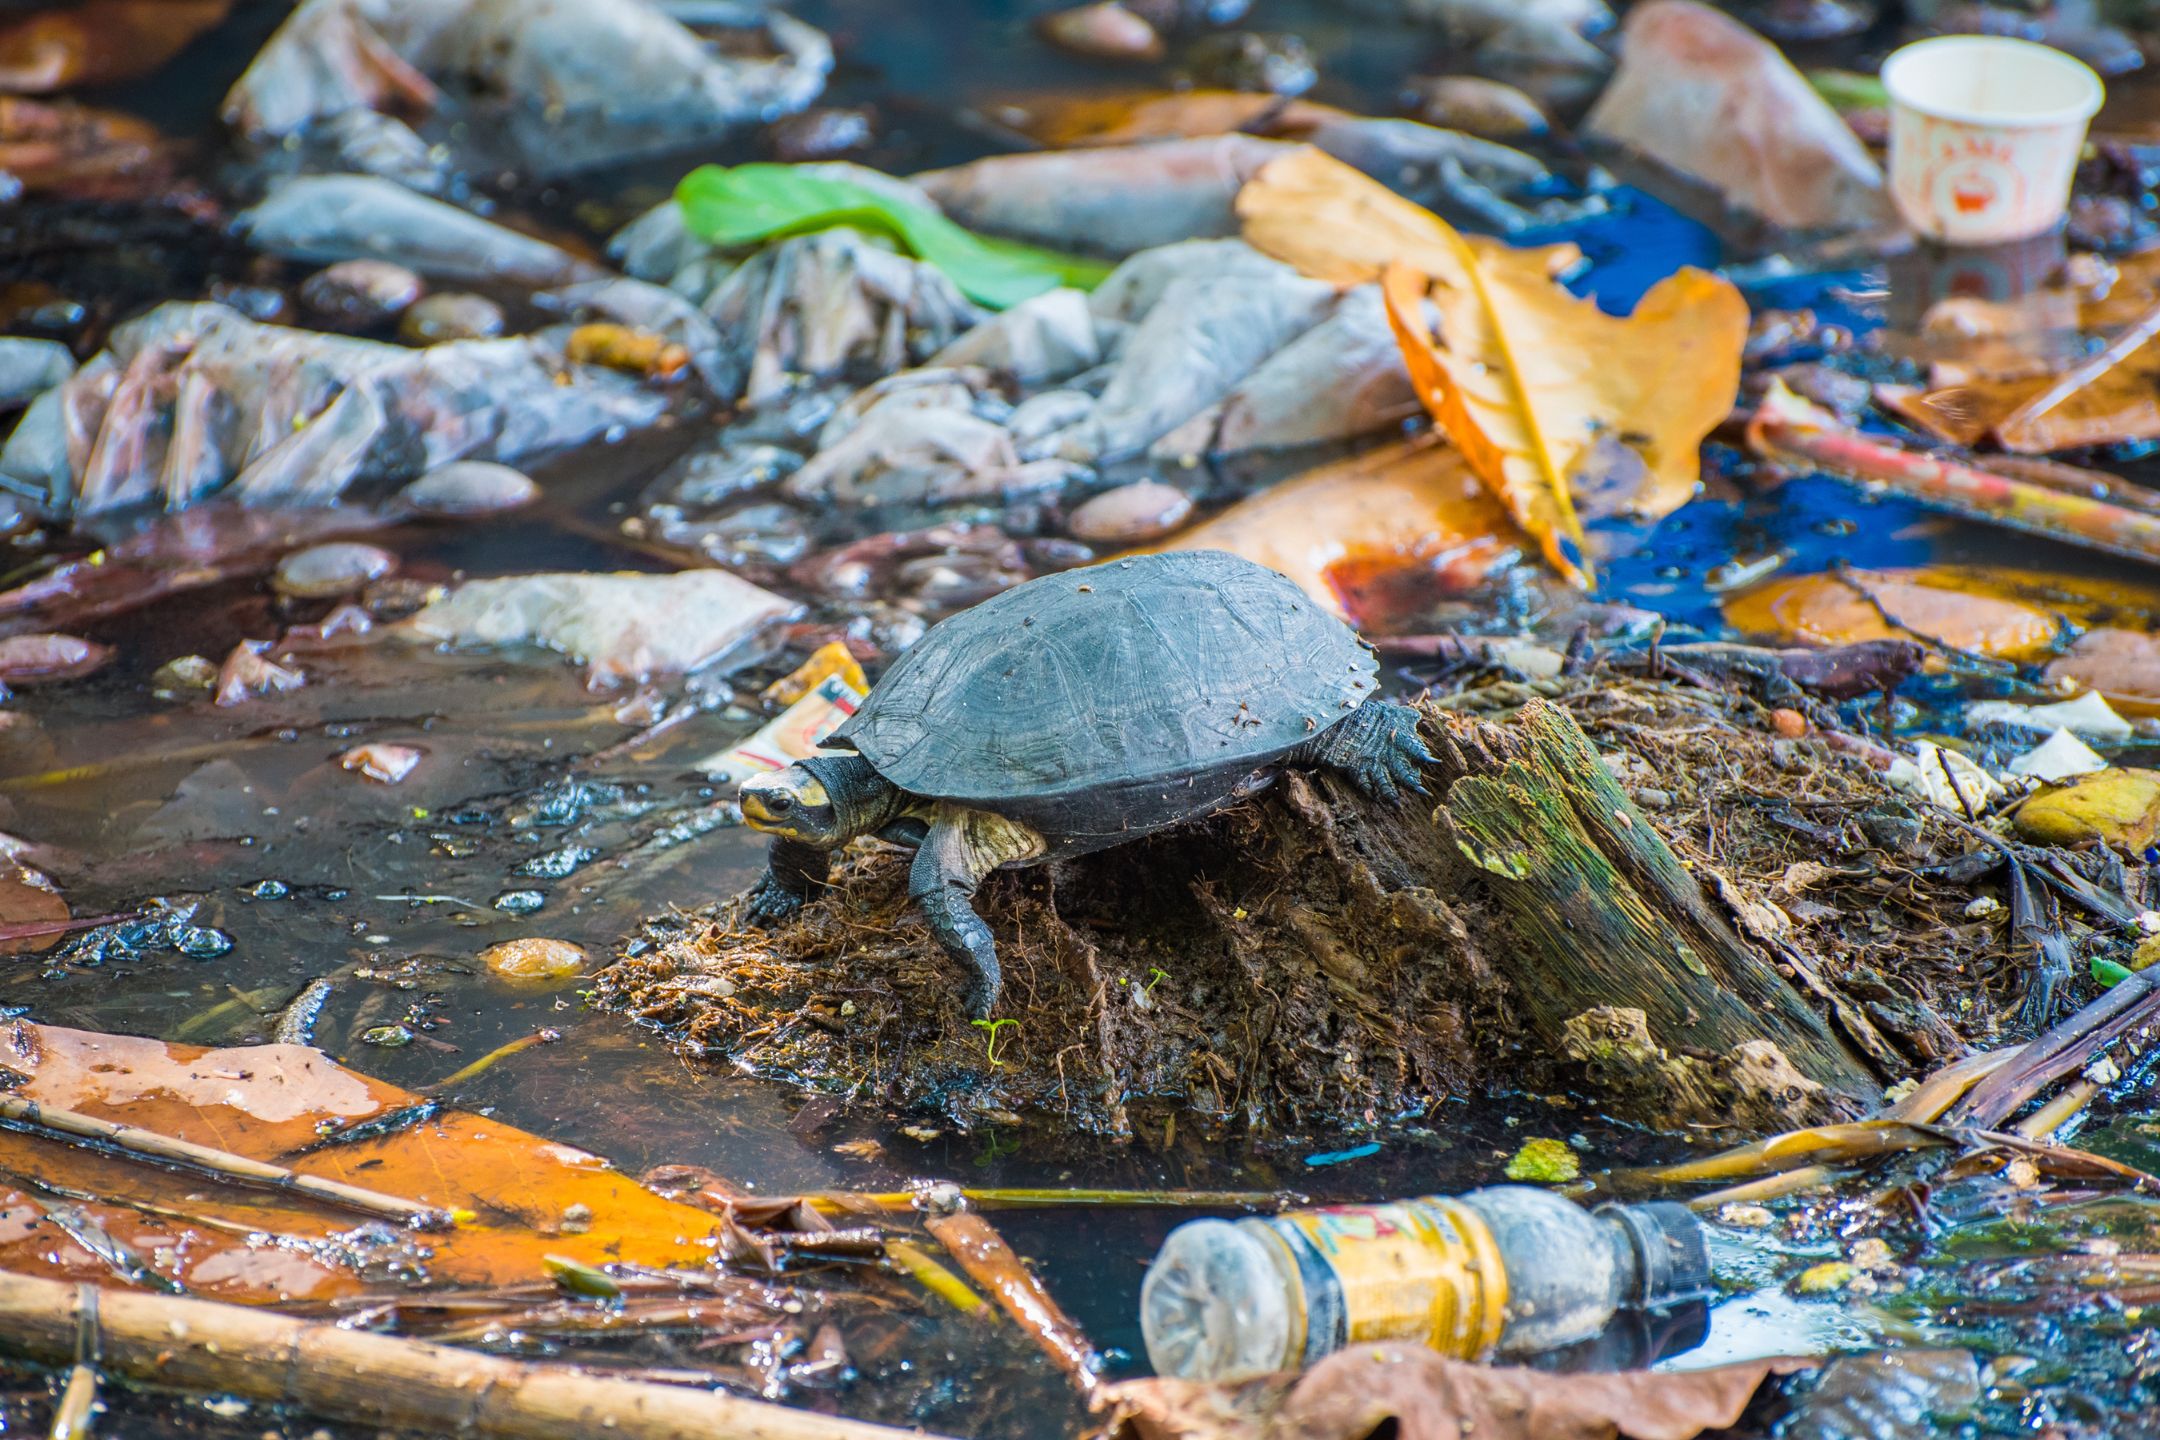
8;2;2160;1436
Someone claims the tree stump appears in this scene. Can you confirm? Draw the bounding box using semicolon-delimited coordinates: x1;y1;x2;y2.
597;697;1883;1136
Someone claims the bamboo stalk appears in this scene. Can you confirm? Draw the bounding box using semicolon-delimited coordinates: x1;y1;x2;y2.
0;1271;946;1440
924;1210;1100;1388
816;1187;1292;1213
2011;1077;2101;1140
0;1098;457;1229
49;1363;96;1440
1749;380;2160;566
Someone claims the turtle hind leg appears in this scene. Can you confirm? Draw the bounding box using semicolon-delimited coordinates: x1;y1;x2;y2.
743;838;833;927
1294;697;1434;804
907;807;1047;1021
909;822;1003;1020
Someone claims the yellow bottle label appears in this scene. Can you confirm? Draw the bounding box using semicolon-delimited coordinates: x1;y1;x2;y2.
1275;1198;1510;1358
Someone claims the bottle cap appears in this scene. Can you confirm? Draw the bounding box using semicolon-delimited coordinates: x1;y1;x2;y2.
1596;1200;1711;1311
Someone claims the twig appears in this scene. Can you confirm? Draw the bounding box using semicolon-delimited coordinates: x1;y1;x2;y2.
1997;298;2160;442
426;1029;561;1092
811;1187;1295;1213
0;1097;458;1230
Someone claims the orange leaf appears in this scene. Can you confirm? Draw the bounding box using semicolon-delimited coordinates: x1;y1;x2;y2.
1239;148;1748;590
0;1023;730;1302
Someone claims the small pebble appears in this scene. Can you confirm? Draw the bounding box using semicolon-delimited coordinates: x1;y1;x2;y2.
1716;1203;1776;1228
1793;1260;1858;1294
299;260;424;331
771;107;876;162
1770;707;1809;738
1963;895;2002;919
492;890;546;915
340;743;422;784
153;654;219;695
176;927;233;959
1849;1237;1897;1274
399;292;505;345
1183;30;1315;94
1067;480;1193;544
1038;1;1165;60
362;1025;414;1047
214;641;303;707
1407;75;1549;138
479;937;587;982
207;281;292;324
0;633;111;684
273;542;398;599
399;459;543;518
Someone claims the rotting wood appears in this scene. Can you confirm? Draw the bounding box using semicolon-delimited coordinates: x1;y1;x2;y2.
0;1270;952;1440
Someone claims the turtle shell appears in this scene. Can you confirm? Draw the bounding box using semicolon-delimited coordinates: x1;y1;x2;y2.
829;551;1376;840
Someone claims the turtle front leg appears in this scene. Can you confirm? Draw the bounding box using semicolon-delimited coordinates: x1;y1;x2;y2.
1294;697;1434;804
743;838;833;927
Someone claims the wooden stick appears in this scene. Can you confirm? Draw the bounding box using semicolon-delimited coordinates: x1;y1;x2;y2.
0;1098;457;1230
1749;380;2160;567
819;1187;1292;1213
924;1210;1100;1388
0;1271;945;1440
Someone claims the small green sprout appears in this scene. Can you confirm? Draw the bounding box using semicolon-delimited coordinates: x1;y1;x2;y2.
971;1017;1019;1068
1143;966;1170;997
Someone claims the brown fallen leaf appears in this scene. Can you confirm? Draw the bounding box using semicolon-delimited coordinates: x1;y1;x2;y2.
0;95;199;207
1144;437;1517;619
0;0;232;93
1722;565;2160;662
2047;627;2160;715
1238;148;1747;589
0;1022;733;1301
0;862;67;956
1003;88;1346;148
1104;1344;1802;1440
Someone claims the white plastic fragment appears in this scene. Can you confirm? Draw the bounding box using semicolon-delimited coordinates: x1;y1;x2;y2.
1966;689;2135;742
1885;740;2005;813
2008;728;2109;784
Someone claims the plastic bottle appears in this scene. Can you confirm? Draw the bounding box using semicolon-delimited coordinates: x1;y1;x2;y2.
1138;1185;1711;1381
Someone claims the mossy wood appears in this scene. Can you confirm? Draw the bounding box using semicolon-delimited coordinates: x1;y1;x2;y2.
1438;700;1871;1097
600;697;1882;1134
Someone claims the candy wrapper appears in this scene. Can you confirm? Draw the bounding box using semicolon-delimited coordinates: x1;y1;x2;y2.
701;670;866;783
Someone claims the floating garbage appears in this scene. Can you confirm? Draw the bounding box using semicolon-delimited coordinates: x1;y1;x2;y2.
701;670;867;783
1139;1185;1710;1380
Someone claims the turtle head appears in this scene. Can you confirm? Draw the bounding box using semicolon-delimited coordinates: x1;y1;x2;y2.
741;763;846;845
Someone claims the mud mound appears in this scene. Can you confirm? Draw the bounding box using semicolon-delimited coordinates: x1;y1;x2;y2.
599;677;2064;1137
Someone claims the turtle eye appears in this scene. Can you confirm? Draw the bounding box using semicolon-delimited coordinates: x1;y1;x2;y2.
762;791;794;814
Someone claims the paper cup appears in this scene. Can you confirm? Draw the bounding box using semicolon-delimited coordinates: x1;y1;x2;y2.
1882;36;2104;245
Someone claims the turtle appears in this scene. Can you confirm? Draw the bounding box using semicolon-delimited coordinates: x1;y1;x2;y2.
737;549;1433;1018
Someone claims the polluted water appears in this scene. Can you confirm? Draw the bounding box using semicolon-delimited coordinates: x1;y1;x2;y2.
3;0;2160;1438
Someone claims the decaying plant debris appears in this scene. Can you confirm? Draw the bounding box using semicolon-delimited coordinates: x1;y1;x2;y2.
599;656;2058;1137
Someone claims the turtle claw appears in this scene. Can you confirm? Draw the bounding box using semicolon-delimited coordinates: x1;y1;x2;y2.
741;874;809;929
1348;702;1432;804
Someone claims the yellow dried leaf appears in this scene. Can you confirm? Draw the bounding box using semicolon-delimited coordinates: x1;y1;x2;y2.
1239;148;1748;590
